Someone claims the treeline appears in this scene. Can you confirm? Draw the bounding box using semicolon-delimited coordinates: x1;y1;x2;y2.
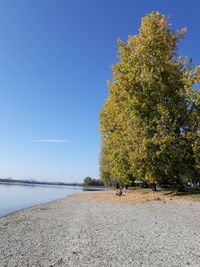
0;178;82;186
83;176;104;186
99;12;200;191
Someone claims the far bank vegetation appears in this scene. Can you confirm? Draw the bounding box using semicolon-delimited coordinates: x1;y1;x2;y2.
83;176;104;187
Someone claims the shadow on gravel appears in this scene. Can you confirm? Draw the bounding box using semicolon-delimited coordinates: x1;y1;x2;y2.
163;189;200;198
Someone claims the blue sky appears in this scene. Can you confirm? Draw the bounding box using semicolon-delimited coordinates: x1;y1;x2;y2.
0;0;199;182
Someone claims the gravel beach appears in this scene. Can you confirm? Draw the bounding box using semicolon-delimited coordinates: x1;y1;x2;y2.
1;191;200;267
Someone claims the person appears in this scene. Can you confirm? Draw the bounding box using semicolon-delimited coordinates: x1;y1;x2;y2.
118;189;123;196
115;190;119;196
115;189;123;196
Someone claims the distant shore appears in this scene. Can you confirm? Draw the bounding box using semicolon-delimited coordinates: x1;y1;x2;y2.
1;191;200;266
0;178;83;187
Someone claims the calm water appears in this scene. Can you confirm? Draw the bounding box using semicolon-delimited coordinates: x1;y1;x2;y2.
0;183;103;217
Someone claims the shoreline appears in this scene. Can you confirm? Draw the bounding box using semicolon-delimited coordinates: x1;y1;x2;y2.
0;194;74;219
1;191;200;266
0;185;108;218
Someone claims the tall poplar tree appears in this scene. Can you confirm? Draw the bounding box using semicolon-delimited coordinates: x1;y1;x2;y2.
99;11;200;188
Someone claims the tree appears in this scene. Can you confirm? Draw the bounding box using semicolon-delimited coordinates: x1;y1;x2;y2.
83;176;93;185
99;11;200;189
99;150;112;186
83;176;104;186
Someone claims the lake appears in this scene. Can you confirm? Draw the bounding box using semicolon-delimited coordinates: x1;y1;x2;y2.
0;183;104;217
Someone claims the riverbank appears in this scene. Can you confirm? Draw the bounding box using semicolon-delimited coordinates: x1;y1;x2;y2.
1;191;200;266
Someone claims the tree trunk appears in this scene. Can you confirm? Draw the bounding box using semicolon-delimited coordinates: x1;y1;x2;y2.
152;183;157;191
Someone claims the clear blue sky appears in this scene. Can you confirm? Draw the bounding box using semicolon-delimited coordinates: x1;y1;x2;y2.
0;0;199;182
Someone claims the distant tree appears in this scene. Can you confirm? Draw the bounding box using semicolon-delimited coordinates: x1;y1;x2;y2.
83;176;104;186
83;176;93;185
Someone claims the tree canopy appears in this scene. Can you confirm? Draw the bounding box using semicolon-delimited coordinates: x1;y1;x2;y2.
99;12;200;189
83;176;104;186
